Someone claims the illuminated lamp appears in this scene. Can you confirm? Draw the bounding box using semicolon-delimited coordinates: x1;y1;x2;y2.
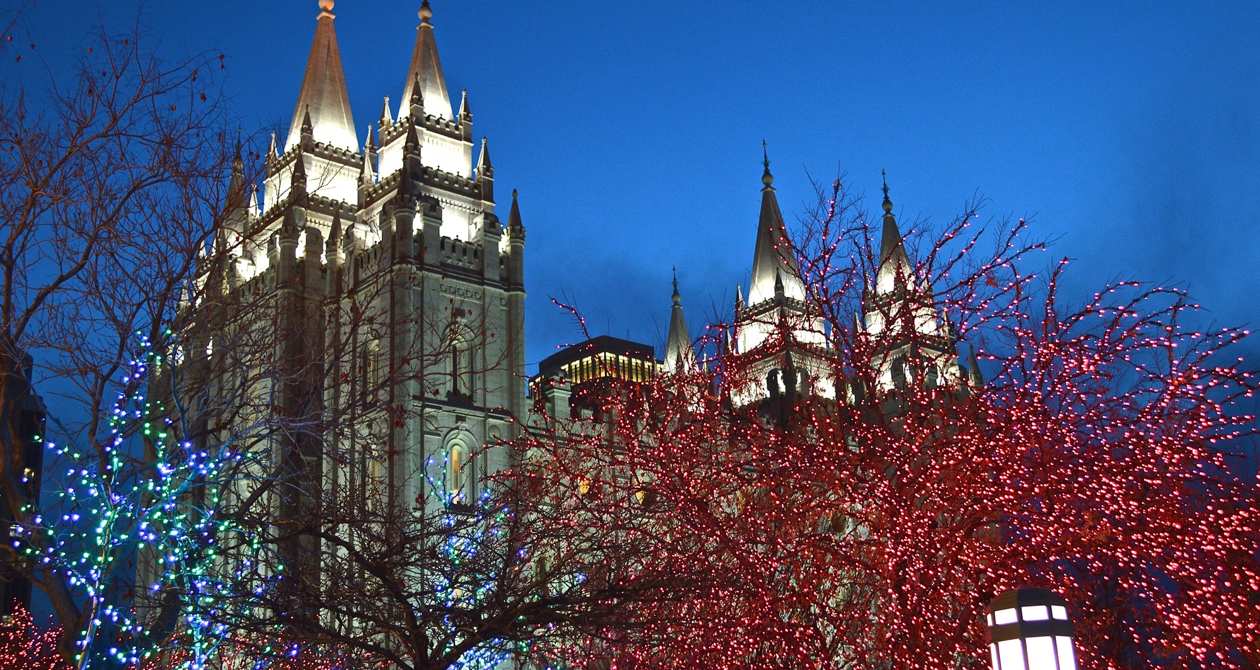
985;588;1076;670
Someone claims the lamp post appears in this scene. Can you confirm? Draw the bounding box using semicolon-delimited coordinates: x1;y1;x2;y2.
985;588;1077;670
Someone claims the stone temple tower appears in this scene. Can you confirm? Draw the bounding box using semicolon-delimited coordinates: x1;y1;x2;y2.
167;0;527;600
729;145;833;407
716;155;974;410
855;172;971;392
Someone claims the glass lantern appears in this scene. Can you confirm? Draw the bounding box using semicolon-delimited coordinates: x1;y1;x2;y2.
985;588;1077;670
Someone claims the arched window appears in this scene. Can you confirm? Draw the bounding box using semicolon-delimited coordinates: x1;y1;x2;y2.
447;444;471;506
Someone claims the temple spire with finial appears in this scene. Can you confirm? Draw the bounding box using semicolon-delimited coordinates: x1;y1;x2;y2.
284;0;357;152
761;139;774;189
380;97;393;127
248;184;260;218
881;168;895;224
477;136;493;176
359;136;376;186
475;137;494;201
877;168;910;268
747;140;803;305
507;188;524;236
665;267;694;372
401;0;453;120
300;106;314;141
290;152;307;200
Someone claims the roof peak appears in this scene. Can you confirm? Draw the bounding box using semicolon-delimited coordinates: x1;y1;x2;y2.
508;188;524;233
665;268;694;372
877;169;909;267
285;1;357;152
881;168;894;220
747;151;805;305
476;136;493;175
401;1;453;120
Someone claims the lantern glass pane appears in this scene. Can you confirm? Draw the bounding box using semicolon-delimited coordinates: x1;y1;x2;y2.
990;643;999;670
1022;605;1050;621
1056;636;1077;670
1051;605;1067;620
1026;636;1056;670
998;639;1024;669
994;608;1018;625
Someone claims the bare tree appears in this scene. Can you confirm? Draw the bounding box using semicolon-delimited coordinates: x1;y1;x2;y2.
0;21;260;661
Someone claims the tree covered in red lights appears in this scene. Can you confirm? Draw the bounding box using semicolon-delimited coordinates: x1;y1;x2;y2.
0;605;66;670
0;603;367;670
516;174;1258;670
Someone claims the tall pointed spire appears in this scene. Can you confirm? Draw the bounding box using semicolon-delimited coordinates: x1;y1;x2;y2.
228;140;245;205
508;188;524;234
380;97;394;127
360;134;376;186
747;141;805;305
476;136;493;178
401;0;453;121
458;89;471;120
876;169;912;293
878;169;907;264
475;136;494;202
761;139;774;189
665;268;695;372
291;152;308;195
249;184;261;218
300;106;314;143
409;73;425;119
285;0;358;152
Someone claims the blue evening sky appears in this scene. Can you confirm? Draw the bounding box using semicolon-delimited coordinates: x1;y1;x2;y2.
9;0;1260;373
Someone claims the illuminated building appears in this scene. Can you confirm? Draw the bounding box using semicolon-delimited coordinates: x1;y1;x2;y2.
530;149;982;420
534;335;660;415
143;0;526;619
